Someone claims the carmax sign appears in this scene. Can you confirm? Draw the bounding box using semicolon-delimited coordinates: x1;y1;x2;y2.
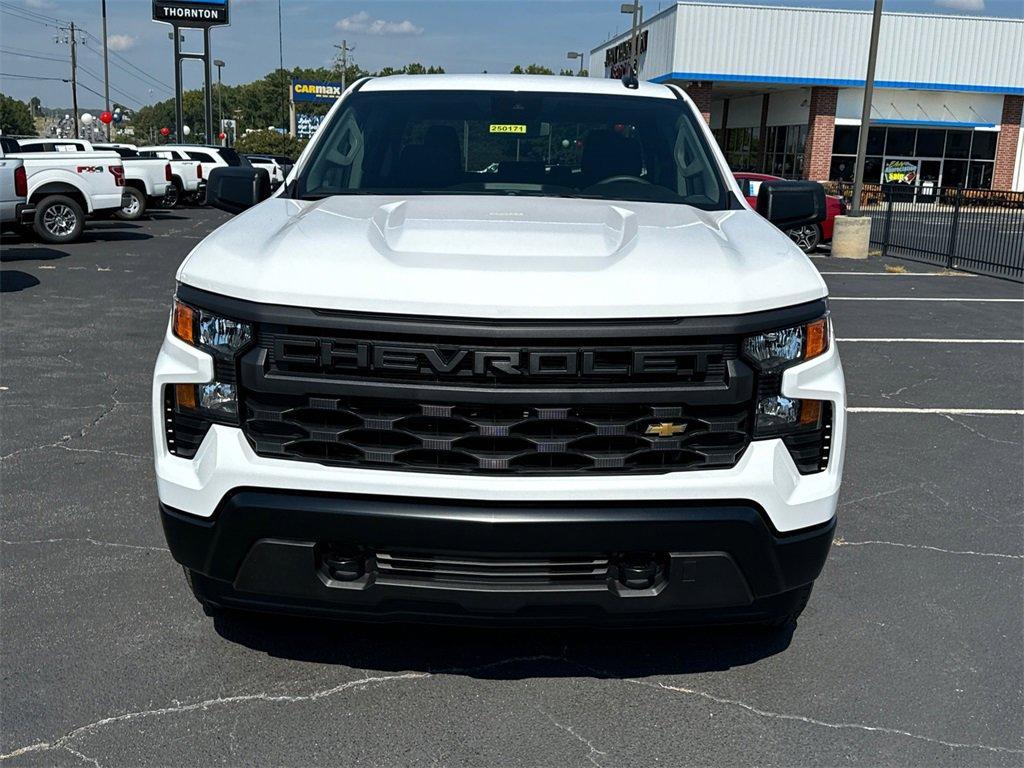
292;80;344;103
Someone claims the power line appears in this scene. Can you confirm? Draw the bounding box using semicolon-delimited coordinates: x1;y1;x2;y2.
0;1;67;27
78;29;172;93
0;73;68;81
0;48;67;64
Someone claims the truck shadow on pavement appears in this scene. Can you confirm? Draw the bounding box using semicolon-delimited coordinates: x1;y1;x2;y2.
0;246;70;263
0;270;41;293
214;613;794;678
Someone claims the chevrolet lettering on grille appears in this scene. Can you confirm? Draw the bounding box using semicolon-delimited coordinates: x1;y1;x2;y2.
272;337;713;380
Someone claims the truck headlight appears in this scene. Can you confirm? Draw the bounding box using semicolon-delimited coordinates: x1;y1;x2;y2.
173;299;252;357
745;315;834;474
743;317;829;371
165;299;252;457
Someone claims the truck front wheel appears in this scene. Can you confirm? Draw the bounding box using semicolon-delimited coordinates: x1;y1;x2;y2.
115;187;146;220
34;195;84;244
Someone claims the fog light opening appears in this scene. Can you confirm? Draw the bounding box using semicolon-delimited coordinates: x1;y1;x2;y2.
614;553;664;590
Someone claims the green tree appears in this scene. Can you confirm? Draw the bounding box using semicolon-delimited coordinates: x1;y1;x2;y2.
376;63;445;76
0;94;36;136
234;129;307;158
511;64;555;75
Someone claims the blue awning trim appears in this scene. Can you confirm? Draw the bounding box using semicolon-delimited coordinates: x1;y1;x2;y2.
650;72;1024;96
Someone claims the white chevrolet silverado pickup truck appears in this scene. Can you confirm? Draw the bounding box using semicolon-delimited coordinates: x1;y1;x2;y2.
17;139;170;220
154;75;845;629
0;136;126;243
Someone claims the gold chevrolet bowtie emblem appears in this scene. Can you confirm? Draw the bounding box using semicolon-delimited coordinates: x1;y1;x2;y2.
645;422;686;438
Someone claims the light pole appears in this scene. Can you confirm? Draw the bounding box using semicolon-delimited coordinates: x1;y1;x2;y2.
566;51;584;76
850;0;884;217
214;59;225;138
619;3;643;86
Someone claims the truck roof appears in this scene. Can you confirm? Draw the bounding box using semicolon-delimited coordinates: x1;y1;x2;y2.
359;74;676;99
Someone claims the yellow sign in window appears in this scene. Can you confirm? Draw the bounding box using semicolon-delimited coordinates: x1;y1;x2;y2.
489;124;527;134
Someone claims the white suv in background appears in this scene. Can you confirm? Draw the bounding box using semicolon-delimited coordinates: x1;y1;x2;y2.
153;75;844;629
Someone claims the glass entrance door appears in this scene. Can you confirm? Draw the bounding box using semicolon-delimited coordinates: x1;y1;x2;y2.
916;160;941;204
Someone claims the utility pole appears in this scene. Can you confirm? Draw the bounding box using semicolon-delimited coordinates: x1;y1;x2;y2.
851;0;884;216
101;0;111;140
333;39;354;91
57;22;82;139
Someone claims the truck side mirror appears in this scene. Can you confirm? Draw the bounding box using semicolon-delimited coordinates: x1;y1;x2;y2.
756;180;827;230
206;167;271;215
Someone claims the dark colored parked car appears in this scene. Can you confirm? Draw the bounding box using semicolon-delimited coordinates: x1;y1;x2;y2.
735;173;845;253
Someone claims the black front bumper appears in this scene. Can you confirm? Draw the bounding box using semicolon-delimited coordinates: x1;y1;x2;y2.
162;491;835;626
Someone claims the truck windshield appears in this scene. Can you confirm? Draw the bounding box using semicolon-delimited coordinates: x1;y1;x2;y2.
298;90;728;209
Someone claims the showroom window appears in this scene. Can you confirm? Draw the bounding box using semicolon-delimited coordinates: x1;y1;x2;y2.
829;125;997;188
717;124;806;176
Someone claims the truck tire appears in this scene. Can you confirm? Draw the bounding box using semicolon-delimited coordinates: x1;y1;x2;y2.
115;187;146;220
162;179;182;209
34;195;84;244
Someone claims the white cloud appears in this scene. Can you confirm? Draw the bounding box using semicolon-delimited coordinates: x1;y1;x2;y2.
24;0;55;8
106;34;136;52
934;0;985;11
335;10;423;36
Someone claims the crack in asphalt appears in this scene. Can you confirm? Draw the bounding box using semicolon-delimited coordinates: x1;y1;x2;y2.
0;673;430;764
832;537;1022;559
0;538;168;553
0;387;147;463
627;680;1024;756
541;711;608;767
0;656;561;763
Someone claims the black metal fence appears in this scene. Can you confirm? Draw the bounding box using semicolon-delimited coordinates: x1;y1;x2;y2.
824;182;1024;282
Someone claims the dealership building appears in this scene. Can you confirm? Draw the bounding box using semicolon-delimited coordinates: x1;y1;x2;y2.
591;2;1024;190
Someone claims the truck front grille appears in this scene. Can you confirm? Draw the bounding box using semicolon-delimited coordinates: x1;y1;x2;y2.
374;551;612;587
242;394;750;475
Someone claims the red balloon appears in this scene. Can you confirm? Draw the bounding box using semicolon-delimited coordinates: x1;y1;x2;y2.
99;111;113;125
160;127;171;137
218;132;226;140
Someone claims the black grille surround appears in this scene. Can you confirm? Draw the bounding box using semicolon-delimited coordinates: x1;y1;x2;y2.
176;285;830;477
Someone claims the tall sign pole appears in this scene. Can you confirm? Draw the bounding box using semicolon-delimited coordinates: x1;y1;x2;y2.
101;0;111;140
153;1;230;143
851;0;884;216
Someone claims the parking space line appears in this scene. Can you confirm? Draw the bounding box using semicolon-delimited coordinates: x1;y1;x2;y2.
831;297;1023;302
837;338;1023;344
848;407;1024;415
818;272;976;276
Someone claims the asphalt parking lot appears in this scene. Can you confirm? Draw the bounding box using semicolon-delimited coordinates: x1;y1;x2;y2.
2;209;1022;767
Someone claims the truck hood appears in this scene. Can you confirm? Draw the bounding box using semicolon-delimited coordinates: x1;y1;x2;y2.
178;195;827;319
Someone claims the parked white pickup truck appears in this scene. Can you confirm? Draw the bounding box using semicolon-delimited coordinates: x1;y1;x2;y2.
136;145;204;208
157;75;843;630
17;139;170;220
0;154;29;227
0;136;126;243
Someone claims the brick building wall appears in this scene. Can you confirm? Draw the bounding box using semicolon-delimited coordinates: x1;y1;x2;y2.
802;86;838;182
993;94;1023;191
685;81;713;124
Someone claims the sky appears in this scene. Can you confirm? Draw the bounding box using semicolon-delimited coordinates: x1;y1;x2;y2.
1;0;1022;110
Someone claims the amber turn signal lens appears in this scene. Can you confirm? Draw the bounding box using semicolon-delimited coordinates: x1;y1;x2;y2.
798;399;822;426
174;383;197;410
173;300;195;345
804;318;828;361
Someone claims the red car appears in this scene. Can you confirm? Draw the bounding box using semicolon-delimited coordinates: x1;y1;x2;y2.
734;173;846;253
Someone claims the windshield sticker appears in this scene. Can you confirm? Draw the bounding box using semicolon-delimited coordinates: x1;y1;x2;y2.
489;124;527;134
